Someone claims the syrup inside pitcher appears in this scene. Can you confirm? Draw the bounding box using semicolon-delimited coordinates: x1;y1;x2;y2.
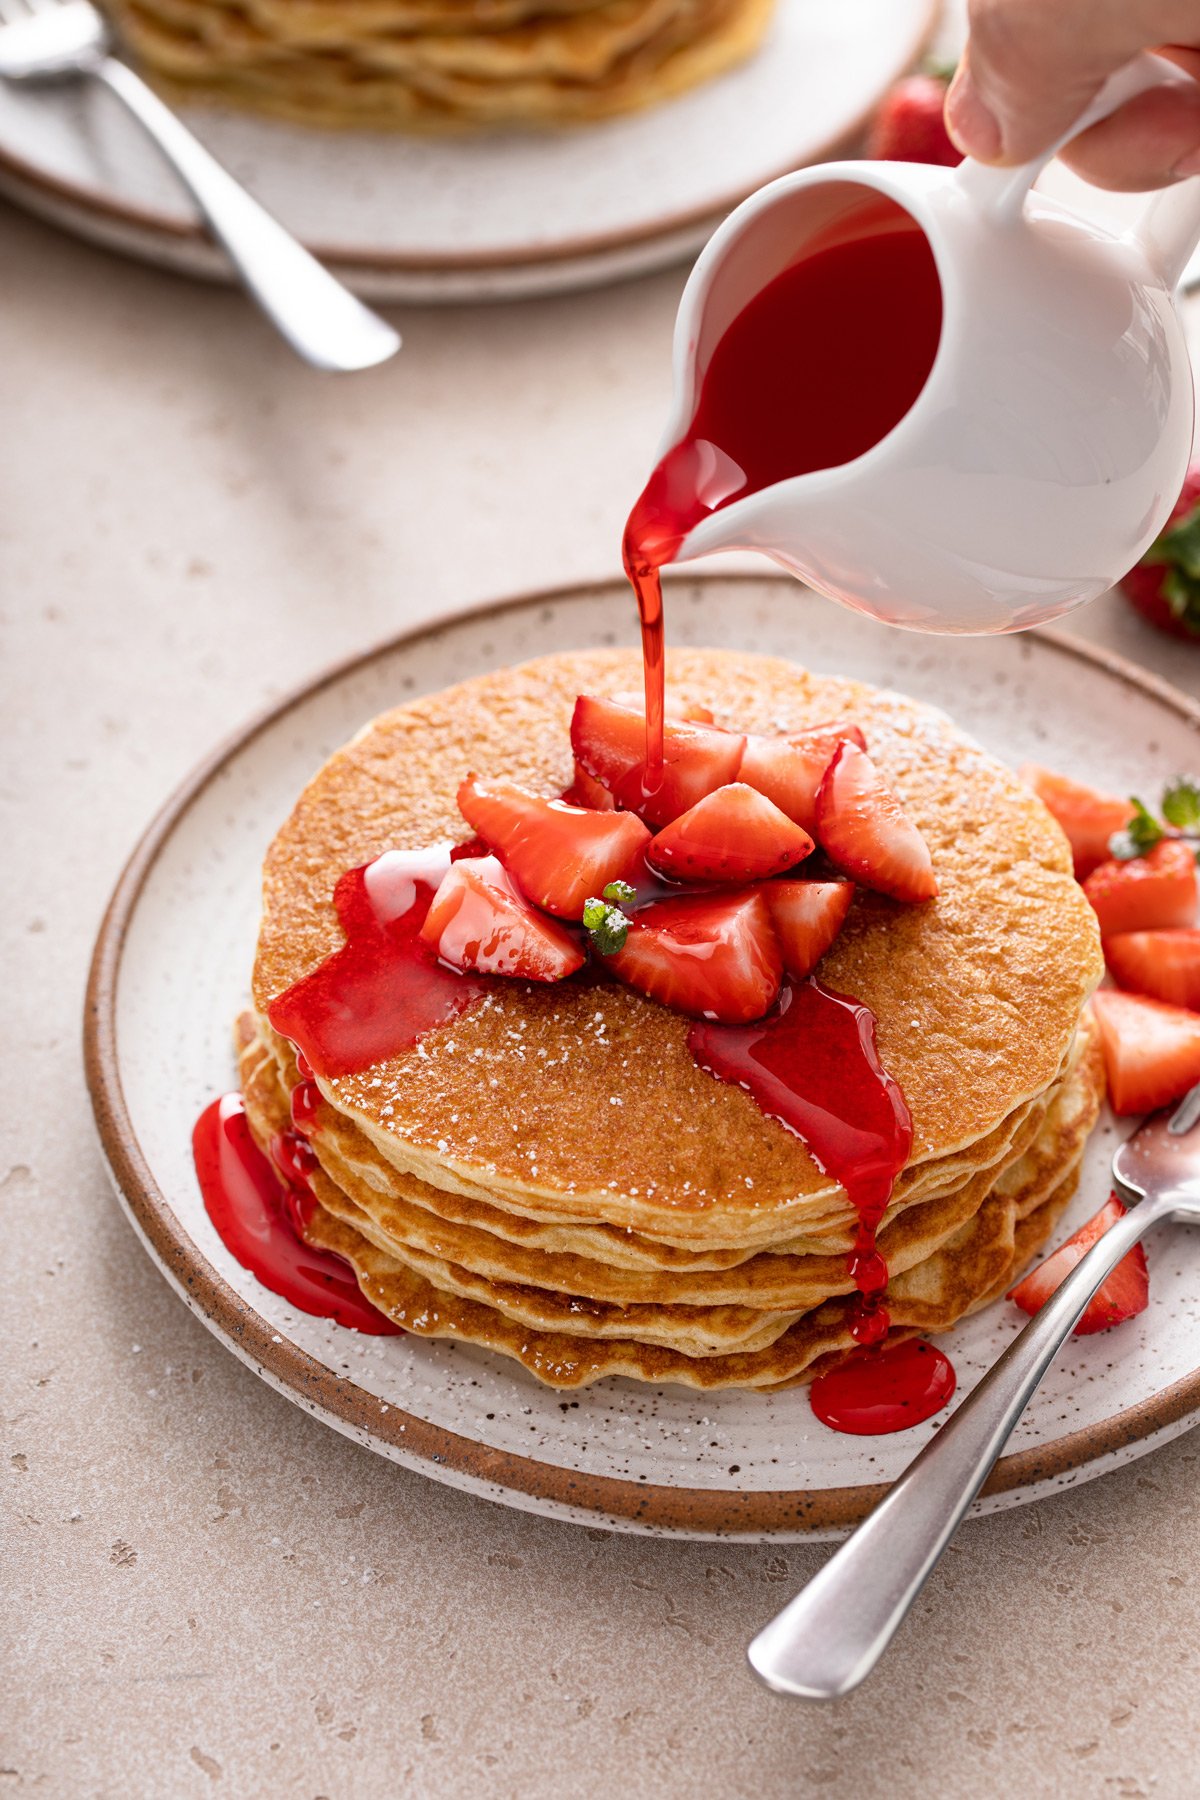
623;197;943;778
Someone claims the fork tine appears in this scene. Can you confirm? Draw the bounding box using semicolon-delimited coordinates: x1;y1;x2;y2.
1168;1080;1200;1134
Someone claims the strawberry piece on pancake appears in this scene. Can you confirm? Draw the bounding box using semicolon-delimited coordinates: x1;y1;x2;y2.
647;784;814;883
738;721;866;833
815;741;938;902
605;887;782;1023
457;777;649;918
762;879;854;979
421;856;584;982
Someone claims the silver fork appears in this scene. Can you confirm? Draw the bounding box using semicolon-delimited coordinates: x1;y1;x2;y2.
749;1083;1200;1700
0;0;399;371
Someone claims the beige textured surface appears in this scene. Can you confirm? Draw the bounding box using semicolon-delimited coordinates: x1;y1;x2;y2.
2;199;1200;1797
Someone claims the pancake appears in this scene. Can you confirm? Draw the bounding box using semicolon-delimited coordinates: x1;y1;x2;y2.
104;0;774;128
296;1147;1092;1390
252;647;1102;1246
239;1015;1103;1367
236;645;1105;1390
243;1018;1069;1306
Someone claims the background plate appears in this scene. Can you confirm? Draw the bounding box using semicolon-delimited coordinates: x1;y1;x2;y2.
86;575;1200;1539
0;0;935;301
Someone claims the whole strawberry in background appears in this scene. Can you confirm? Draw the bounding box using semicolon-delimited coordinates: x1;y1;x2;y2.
1119;461;1200;640
865;65;962;166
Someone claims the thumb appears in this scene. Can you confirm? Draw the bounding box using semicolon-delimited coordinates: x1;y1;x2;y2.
944;0;1163;165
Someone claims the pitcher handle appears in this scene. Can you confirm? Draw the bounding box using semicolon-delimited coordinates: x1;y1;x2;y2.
955;52;1200;285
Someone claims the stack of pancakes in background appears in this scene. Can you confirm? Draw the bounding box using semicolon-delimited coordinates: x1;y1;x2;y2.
242;648;1106;1391
104;0;776;129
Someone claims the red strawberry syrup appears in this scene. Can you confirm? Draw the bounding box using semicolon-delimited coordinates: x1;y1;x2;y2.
809;1338;956;1435
193;1093;400;1334
689;979;954;1432
689;978;911;1347
623;214;942;782
266;845;494;1081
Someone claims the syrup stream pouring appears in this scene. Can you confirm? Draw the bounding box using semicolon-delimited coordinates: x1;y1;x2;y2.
747;1083;1200;1702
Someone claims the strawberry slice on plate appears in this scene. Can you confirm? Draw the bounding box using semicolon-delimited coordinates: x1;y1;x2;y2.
420;856;583;981
1090;987;1200;1114
1008;1194;1149;1335
570;695;744;827
738;721;867;833
647;783;814;883
762;879;854;979
1083;838;1198;935
1105;928;1200;1010
605;887;782;1023
815;741;938;902
1019;764;1135;880
457;777;649;918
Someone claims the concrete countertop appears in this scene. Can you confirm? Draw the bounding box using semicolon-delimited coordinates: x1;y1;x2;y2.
2;197;1198;1799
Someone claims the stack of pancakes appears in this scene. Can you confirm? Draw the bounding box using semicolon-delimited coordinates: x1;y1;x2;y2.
105;0;776;129
242;647;1105;1391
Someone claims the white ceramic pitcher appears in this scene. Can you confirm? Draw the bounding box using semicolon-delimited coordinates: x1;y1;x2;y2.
657;55;1200;633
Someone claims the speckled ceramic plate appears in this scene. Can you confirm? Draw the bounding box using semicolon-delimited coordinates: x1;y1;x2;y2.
85;575;1200;1538
0;0;935;302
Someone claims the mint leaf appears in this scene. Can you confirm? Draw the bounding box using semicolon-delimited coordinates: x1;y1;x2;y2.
603;879;636;905
1108;798;1164;861
582;897;630;955
1161;776;1200;831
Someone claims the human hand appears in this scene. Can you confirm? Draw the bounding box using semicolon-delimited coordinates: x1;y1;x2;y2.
946;0;1200;189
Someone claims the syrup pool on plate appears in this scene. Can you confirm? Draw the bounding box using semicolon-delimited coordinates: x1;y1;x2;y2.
622;213;942;783
193;1092;400;1335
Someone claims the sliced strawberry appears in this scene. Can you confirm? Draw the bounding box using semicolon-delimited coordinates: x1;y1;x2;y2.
814;741;937;902
1105;928;1200;1010
763;879;854;979
1082;838;1197;936
1019;764;1135;879
1007;1194;1149;1335
647;783;814;884
611;691;716;724
570;695;744;827
457;778;649;918
1090;987;1200;1114
420;856;583;982
561;760;616;812
605;887;782;1023
738;721;867;833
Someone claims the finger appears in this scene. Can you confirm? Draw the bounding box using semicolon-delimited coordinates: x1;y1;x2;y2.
1057;76;1200;189
946;0;1200;165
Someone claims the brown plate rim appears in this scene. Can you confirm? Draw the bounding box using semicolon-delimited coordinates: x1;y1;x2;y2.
84;573;1200;1535
0;0;937;278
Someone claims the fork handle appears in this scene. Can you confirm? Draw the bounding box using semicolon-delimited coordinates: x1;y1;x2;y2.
747;1191;1174;1700
95;57;399;371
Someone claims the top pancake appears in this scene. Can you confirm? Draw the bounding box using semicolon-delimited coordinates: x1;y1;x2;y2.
253;646;1102;1241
